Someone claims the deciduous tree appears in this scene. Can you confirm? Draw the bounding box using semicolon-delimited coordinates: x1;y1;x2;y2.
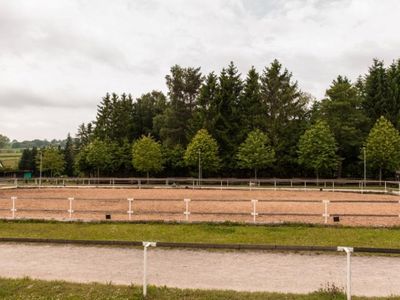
365;116;400;182
298;121;338;179
236;129;275;179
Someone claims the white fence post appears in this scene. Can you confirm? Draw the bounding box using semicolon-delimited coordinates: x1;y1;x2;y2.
251;199;258;223
322;200;329;224
127;198;134;221
67;197;74;220
184;198;191;221
274;180;277;191
337;246;353;300
142;241;157;297
384;181;387;193
11;196;17;219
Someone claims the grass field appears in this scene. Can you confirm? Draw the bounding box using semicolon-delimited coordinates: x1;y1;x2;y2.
0;150;21;170
0;277;398;300
1;220;400;249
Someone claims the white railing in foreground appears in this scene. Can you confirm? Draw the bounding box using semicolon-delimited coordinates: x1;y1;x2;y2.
139;242;355;299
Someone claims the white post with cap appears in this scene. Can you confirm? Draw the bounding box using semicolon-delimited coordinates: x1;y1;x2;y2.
142;241;157;297
337;246;354;300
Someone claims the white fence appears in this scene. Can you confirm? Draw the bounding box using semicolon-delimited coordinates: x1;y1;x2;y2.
1;177;400;194
1;196;399;226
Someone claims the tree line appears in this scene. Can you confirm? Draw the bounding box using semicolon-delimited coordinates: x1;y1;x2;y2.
11;58;400;180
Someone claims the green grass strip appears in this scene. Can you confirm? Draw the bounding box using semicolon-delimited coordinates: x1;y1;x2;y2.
1;220;400;249
0;277;398;300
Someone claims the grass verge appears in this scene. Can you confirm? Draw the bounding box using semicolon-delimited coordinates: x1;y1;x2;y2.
1;220;400;249
0;277;398;300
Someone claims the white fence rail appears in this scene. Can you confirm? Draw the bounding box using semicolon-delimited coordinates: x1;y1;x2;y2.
1;196;399;226
1;177;400;194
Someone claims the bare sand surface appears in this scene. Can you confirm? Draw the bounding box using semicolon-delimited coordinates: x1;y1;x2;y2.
0;188;400;226
0;243;399;297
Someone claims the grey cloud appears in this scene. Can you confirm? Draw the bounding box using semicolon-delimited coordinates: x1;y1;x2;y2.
0;90;93;109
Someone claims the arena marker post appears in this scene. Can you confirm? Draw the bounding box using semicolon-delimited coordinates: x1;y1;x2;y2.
384;181;387;193
184;198;191;221
322;200;329;224
127;198;134;221
142;241;157;297
274;180;277;191
337;246;353;300
67;197;74;220
251;199;258;223
11;197;17;219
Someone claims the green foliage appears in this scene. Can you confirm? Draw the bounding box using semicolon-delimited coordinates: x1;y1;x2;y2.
132;135;164;177
63;134;75;177
298;120;338;177
36;147;65;177
212;62;243;169
158;65;203;146
314;76;370;177
236;129;275;178
85;139;113;176
163;144;186;176
184;129;220;174
365;116;400;180
18;147;37;173
133;91;166;139
261;59;310;176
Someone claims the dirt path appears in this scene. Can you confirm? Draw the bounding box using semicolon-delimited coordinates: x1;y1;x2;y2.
0;243;399;296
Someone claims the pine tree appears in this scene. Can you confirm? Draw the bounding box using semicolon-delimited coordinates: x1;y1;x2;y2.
213;62;243;170
160;65;203;146
363;59;389;125
64;133;75;177
239;67;265;139
261;59;309;176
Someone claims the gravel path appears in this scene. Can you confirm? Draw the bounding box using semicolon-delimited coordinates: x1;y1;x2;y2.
0;243;399;296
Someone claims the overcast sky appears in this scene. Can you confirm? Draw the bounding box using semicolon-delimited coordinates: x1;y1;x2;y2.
1;0;400;141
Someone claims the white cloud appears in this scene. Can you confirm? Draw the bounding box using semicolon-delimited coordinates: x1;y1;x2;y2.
1;0;400;140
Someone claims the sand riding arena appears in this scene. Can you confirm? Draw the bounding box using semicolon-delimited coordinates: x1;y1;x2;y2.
0;187;400;226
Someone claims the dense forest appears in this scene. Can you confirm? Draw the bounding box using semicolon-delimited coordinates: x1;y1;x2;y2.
6;58;400;180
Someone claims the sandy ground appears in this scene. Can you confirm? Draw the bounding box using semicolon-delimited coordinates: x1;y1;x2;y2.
0;243;399;297
0;188;399;226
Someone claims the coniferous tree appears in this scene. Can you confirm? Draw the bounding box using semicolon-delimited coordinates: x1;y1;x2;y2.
238;67;265;140
193;72;219;134
64;133;75;177
363;59;389;125
159;65;203;146
261;59;309;176
213;62;243;170
314;76;370;177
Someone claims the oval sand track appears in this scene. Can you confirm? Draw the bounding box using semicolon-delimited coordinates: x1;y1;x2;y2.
0;243;399;297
